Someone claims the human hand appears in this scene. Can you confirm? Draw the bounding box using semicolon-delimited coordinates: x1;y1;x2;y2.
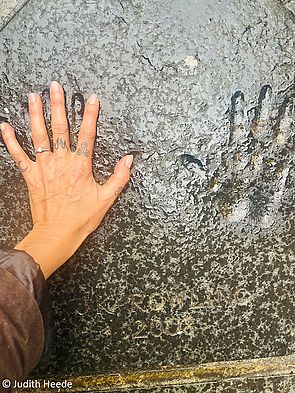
0;81;133;277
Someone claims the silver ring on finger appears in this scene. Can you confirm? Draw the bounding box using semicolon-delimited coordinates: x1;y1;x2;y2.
35;147;51;154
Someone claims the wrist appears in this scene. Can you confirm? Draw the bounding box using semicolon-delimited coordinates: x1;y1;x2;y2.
14;227;87;279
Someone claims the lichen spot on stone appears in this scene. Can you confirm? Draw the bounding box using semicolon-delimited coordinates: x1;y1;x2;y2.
184;55;200;68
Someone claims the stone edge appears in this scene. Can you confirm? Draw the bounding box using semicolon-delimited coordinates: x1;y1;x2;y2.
0;0;30;32
20;355;295;392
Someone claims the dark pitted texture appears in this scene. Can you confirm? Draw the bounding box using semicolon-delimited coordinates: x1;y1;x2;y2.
0;0;294;377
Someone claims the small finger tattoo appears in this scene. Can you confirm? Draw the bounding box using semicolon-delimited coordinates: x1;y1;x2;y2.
54;137;67;150
17;160;28;173
77;142;89;157
115;186;123;196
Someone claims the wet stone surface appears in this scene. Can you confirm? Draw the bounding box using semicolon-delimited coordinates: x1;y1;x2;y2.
0;0;29;31
0;0;294;375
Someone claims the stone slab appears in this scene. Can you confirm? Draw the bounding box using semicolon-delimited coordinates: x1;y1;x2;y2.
0;0;294;378
0;0;29;31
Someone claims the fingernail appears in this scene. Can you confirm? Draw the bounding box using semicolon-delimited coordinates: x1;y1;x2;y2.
28;93;37;103
88;93;98;104
125;154;134;169
0;122;7;132
50;81;60;92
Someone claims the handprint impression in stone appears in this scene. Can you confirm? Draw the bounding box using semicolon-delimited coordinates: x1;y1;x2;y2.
215;83;294;233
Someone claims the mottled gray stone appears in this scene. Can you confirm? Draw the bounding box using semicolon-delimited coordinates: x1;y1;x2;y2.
0;0;294;380
282;0;295;15
0;0;29;31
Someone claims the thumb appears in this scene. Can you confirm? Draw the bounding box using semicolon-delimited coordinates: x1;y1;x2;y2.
100;154;133;200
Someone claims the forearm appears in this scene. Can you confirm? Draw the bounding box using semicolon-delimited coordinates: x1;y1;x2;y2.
14;228;86;279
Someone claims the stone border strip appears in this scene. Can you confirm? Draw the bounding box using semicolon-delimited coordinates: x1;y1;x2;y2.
21;355;295;392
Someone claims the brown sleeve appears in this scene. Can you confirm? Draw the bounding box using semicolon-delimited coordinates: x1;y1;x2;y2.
0;267;44;380
0;247;53;385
